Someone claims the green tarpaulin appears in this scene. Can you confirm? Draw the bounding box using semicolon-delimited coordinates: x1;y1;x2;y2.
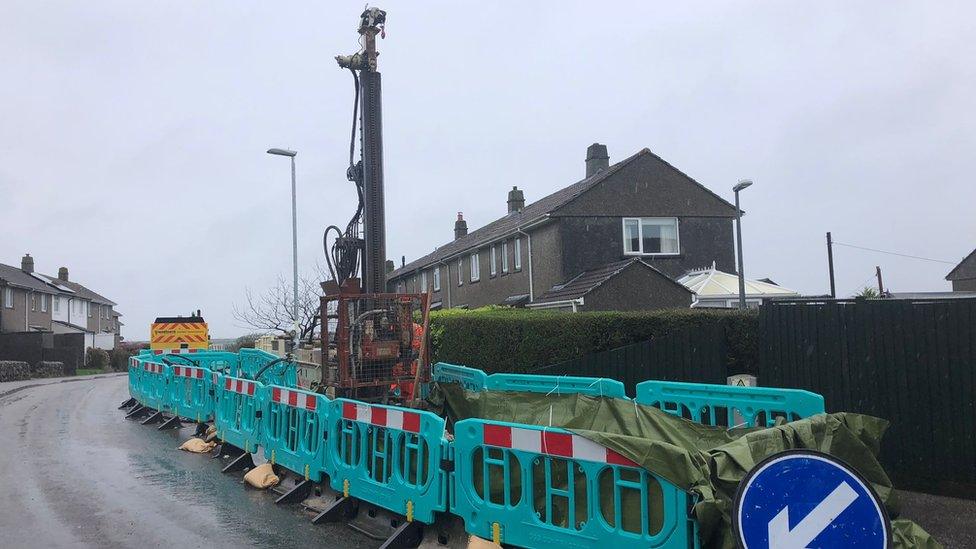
430;383;941;549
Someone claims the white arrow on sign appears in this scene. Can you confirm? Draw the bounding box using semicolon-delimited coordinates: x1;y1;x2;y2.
767;481;858;549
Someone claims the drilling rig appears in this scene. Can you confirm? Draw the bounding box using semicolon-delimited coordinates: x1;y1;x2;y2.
321;8;431;402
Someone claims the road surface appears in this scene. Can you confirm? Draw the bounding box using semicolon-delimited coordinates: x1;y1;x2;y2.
0;374;372;548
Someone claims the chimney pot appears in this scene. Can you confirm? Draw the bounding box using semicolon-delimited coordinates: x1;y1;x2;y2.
507;186;525;213
21;254;34;273
454;212;468;240
58;266;69;282
585;143;610;178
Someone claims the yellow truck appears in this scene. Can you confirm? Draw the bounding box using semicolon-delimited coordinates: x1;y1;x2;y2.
150;315;209;354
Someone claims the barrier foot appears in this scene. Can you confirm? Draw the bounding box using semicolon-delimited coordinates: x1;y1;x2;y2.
141;411;164;425
311;496;358;524
378;521;424;549
124;404;148;419
118;398;136;409
157;415;182;431
210;443;225;459
275;479;314;505
221;451;254;474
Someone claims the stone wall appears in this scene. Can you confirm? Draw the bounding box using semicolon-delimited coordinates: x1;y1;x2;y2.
32;361;64;378
0;360;31;382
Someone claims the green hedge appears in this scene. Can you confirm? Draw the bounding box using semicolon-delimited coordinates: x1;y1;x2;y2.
428;307;758;375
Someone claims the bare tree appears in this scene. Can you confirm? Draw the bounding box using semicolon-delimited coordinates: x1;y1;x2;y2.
233;274;322;341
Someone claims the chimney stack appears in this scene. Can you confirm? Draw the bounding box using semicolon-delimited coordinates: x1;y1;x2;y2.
58;267;69;282
454;212;468;240
21;254;34;273
585;143;609;178
507;186;525;213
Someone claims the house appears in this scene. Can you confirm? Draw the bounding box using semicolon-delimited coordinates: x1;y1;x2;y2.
387;144;738;312
677;263;799;308
0;254;121;349
946;248;976;292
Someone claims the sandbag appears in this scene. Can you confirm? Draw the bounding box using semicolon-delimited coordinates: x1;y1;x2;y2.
243;463;279;489
467;535;501;549
178;437;217;453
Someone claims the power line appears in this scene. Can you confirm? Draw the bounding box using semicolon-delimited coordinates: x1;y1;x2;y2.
832;242;956;265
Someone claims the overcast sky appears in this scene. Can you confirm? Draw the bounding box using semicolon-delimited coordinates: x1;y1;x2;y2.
2;1;974;340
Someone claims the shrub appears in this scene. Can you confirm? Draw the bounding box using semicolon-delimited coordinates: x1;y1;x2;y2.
428;307;759;374
85;347;110;371
109;344;139;372
229;333;262;353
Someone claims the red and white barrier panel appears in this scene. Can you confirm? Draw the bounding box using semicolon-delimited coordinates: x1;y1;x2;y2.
172;366;204;379
211;372;220;386
142;362;164;374
483;424;639;467
342;402;420;433
152;348;200;355
271;387;318;411
129;357;139;368
224;377;257;397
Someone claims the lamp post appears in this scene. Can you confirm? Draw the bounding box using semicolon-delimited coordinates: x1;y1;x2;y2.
733;179;753;310
267;147;299;352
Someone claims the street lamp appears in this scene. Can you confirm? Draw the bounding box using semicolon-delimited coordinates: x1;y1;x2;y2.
733;179;753;310
267;147;299;353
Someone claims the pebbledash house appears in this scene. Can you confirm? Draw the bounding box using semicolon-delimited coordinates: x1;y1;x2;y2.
386;144;743;312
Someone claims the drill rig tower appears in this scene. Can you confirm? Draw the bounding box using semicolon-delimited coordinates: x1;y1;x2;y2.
323;9;431;401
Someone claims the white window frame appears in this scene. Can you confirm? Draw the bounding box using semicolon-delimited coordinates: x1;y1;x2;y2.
3;287;13;309
53;295;60;312
622;217;680;256
88;301;93;317
30;293;36;312
457;258;464;286
490;245;497;276
514;238;522;271
421;271;428;291
502;241;509;273
470;252;480;282
433;266;441;291
41;294;48;313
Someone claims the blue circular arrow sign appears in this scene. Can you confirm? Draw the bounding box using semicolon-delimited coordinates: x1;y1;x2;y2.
733;450;890;549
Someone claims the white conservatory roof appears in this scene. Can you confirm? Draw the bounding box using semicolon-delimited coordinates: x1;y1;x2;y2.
677;264;799;298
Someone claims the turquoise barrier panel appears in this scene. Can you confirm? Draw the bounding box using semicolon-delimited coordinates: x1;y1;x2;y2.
452;418;696;548
214;375;265;453
432;363;489;391
262;386;332;483
156;351;239;376
634;380;825;428
239;348;296;387
135;356;170;411
329;399;448;523
127;356;143;402
487;372;627;399
168;364;216;423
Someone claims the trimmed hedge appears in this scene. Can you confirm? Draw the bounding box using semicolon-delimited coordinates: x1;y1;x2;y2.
429;307;758;375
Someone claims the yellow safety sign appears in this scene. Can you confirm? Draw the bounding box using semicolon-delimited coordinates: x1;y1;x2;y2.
151;318;209;351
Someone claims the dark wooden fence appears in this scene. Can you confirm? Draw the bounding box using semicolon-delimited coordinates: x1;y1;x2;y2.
759;297;976;496
531;323;729;396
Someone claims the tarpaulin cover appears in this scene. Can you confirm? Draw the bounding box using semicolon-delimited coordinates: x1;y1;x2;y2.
430;382;942;549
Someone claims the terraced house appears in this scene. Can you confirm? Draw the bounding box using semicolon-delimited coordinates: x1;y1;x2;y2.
387;144;739;312
0;254;121;349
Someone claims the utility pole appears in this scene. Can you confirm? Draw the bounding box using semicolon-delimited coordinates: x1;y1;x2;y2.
826;232;836;298
876;265;884;296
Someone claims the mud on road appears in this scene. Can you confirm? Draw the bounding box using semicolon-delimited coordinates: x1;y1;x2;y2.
0;374;372;548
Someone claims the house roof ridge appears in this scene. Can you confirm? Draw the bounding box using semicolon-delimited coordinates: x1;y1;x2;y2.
388;149;649;279
946;247;976;280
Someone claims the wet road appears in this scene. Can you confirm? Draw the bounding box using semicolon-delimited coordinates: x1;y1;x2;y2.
0;374;373;548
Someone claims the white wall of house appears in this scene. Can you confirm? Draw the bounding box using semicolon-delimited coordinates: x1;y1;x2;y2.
52;296;89;328
93;332;114;350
